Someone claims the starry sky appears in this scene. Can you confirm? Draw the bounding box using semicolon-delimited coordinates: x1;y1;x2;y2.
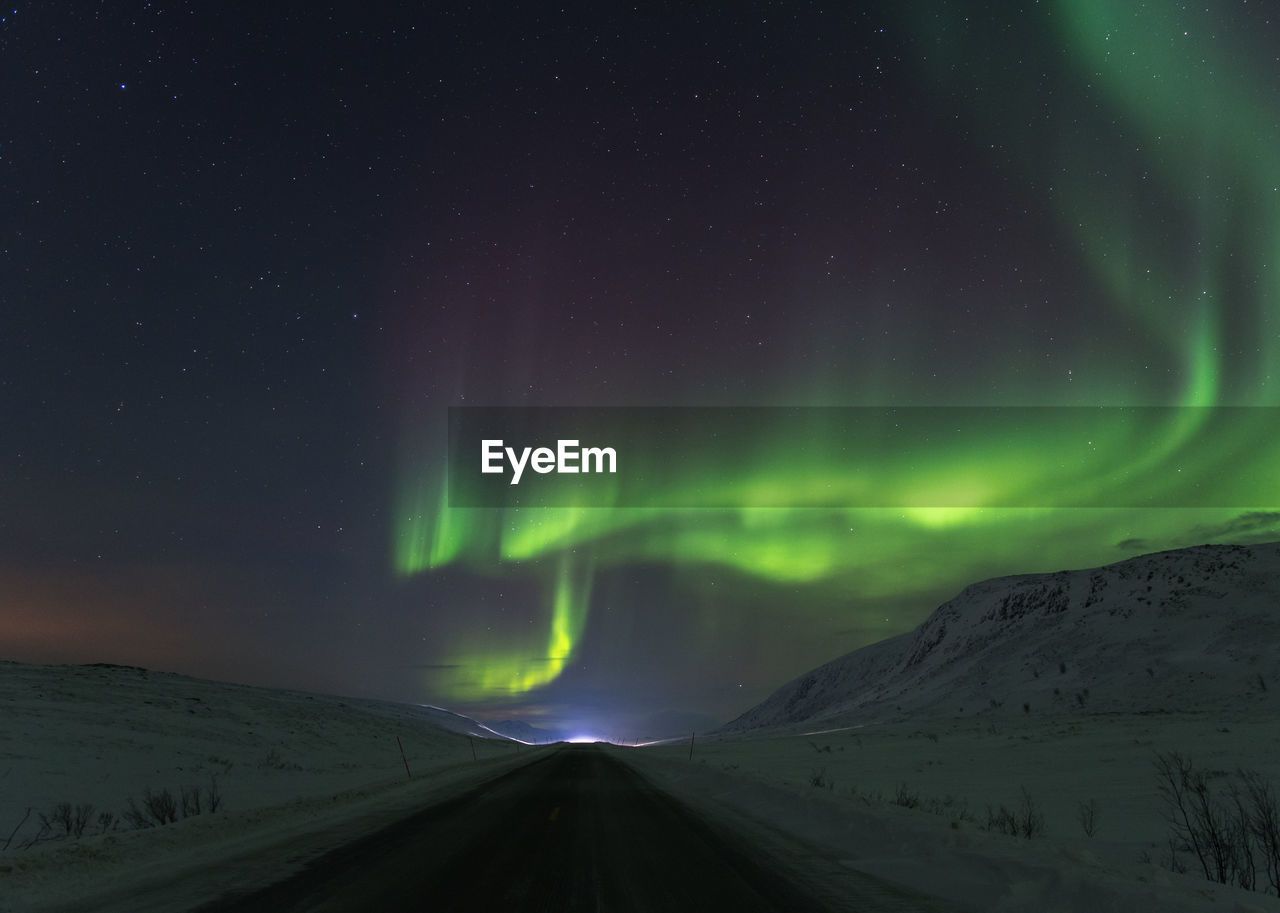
3;2;1278;739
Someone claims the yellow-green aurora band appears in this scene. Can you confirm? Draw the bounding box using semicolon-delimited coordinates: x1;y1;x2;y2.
392;3;1280;705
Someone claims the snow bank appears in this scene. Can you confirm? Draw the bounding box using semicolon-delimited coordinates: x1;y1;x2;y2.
0;662;541;912
620;713;1280;912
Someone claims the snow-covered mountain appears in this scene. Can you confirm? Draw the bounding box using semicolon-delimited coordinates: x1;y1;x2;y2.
723;541;1280;732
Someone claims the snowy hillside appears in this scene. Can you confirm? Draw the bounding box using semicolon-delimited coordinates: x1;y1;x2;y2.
0;663;521;838
0;661;533;909
724;541;1280;732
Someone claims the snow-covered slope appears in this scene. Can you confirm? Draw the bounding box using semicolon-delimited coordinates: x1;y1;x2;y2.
724;541;1280;732
0;662;517;855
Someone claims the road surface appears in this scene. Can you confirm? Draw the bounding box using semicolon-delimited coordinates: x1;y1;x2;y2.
198;745;957;912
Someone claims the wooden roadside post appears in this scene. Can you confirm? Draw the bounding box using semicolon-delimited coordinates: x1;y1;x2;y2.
689;731;696;761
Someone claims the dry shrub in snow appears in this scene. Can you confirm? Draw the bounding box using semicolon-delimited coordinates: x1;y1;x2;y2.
122;774;223;831
808;767;833;790
983;786;1044;839
38;802;95;839
892;782;920;809
1154;750;1280;895
1076;798;1099;838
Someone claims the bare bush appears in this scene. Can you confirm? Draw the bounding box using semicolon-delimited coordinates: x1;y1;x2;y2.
206;773;222;813
14;783;222;845
120;777;221;832
1076;798;1099;838
71;803;94;838
39;803;72;837
123;796;153;829
1155;751;1236;883
1154;751;1280;894
892;782;920;809
34;802;94;839
985;803;1018;836
1240;769;1280;895
983;787;1044;838
145;788;178;825
181;784;202;819
808;767;832;790
1228;782;1257;891
1017;787;1045;838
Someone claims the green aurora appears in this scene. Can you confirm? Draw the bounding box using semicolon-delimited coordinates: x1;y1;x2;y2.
390;3;1280;712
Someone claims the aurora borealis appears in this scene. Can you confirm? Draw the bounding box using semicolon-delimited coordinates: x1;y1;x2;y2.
3;2;1278;737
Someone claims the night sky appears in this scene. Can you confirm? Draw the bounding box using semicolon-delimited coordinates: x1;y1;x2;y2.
3;2;1278;739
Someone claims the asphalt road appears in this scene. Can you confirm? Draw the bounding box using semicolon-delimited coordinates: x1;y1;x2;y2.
198;745;955;912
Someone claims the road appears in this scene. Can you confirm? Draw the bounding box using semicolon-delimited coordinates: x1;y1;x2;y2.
198;745;956;912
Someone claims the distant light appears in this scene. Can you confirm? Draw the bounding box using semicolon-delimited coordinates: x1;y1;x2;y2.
566;734;607;744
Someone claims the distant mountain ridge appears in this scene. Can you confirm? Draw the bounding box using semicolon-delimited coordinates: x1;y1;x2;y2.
483;719;567;744
723;541;1280;733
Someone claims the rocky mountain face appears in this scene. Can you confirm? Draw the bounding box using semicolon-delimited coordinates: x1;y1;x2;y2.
723;542;1280;732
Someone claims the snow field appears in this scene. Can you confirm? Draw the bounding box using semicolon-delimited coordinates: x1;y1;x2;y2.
624;711;1280;911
